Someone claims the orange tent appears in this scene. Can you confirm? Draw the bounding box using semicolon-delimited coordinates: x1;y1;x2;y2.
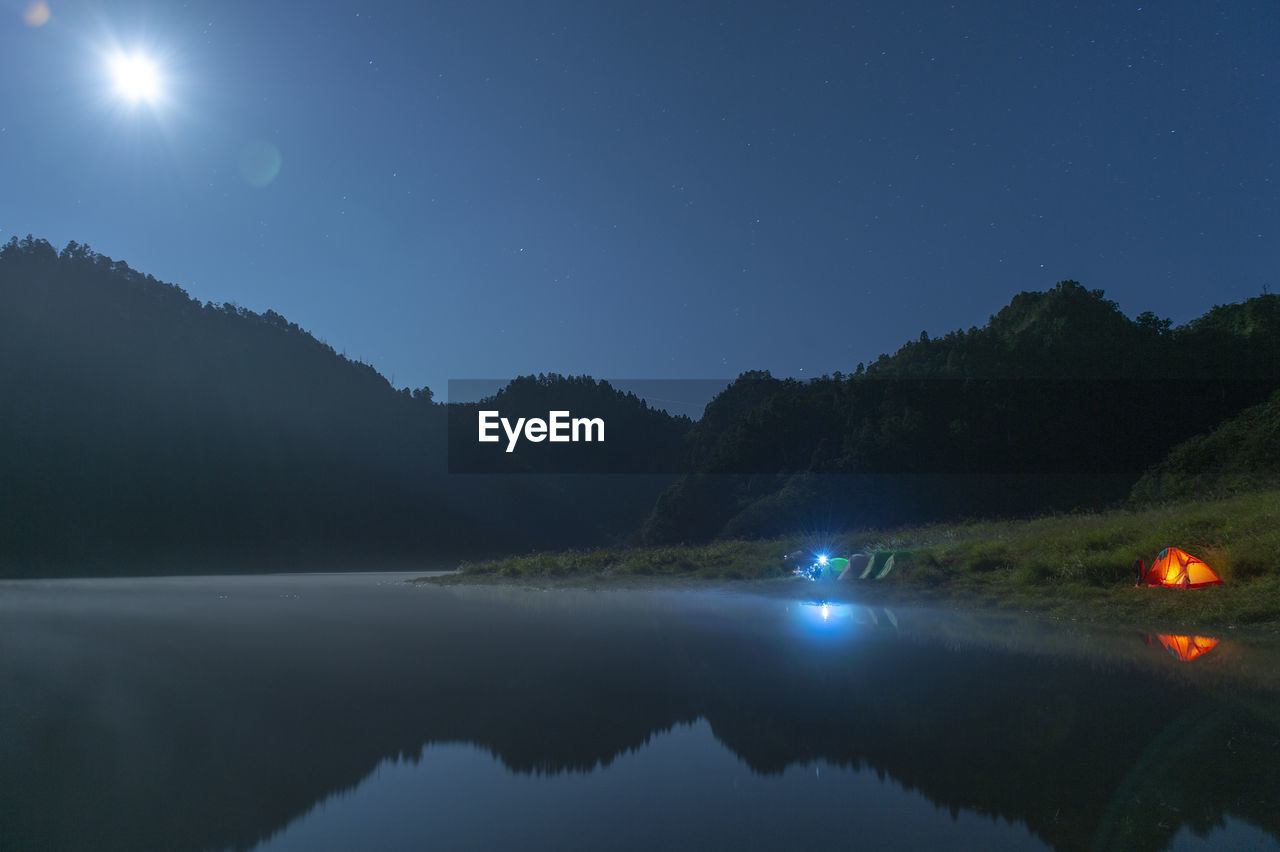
1142;547;1222;589
1155;633;1220;661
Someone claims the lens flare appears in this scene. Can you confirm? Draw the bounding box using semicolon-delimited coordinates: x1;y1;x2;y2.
238;140;283;187
23;1;51;27
108;51;162;104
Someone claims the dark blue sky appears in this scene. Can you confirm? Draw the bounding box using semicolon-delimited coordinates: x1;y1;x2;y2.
6;1;1277;398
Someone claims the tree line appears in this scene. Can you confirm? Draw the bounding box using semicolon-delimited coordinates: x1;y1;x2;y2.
0;237;680;575
2;237;1277;573
641;282;1280;541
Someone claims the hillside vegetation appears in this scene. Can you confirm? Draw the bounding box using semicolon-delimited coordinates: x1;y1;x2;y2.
3;235;1277;576
643;283;1280;542
0;237;682;574
1130;388;1280;503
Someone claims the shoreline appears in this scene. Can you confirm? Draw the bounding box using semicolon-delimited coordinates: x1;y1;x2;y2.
414;487;1280;637
413;570;1280;638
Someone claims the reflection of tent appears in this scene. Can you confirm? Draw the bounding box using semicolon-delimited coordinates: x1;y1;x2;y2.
1155;634;1220;661
1142;547;1222;589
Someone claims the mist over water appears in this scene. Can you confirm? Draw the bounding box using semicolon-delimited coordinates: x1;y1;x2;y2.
1;573;1276;851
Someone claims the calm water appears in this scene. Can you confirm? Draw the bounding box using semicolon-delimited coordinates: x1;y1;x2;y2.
1;573;1277;851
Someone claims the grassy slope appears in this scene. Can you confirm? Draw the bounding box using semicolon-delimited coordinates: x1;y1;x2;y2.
437;487;1280;633
1129;388;1280;502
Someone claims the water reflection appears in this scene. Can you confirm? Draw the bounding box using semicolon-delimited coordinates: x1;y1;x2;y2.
255;721;1044;852
792;600;900;636
0;575;1276;852
1149;633;1221;662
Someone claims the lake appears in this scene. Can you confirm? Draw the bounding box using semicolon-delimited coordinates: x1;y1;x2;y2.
1;573;1277;851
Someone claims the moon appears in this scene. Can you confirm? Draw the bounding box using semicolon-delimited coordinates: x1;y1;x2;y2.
107;51;163;105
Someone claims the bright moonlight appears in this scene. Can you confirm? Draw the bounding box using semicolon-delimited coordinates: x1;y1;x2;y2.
108;52;163;104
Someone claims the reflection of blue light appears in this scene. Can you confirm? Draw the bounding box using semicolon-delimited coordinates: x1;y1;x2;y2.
796;600;853;636
816;554;829;566
790;601;900;642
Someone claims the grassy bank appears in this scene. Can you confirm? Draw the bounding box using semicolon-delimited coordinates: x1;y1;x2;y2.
425;488;1280;632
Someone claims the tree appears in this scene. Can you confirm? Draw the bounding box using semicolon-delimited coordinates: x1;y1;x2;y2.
1135;311;1172;336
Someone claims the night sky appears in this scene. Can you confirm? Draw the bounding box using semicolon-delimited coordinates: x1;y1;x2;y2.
5;1;1277;400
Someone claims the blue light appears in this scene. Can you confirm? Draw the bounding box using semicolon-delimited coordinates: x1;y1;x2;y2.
797;600;852;631
816;553;829;566
791;601;899;641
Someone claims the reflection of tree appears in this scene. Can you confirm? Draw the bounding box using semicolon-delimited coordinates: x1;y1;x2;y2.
1093;698;1280;851
1;585;1275;852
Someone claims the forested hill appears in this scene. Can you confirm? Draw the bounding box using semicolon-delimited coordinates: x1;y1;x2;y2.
644;282;1280;543
4;238;1277;572
0;236;446;571
0;237;682;575
856;280;1280;380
